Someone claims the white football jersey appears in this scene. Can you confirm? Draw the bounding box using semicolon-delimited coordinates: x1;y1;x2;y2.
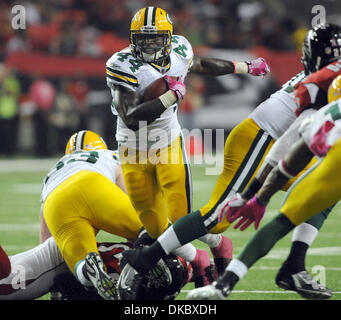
249;71;308;140
299;97;341;156
41;149;120;202
106;35;194;150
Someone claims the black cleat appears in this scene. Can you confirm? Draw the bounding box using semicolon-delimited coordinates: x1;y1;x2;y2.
276;268;332;300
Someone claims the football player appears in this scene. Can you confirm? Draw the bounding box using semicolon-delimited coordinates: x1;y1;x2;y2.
118;23;341;299
0;235;192;300
187;74;341;300
41;130;144;300
106;6;269;285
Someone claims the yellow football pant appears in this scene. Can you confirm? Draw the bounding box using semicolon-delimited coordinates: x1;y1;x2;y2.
281;137;341;225
200;118;316;234
43;171;143;273
119;135;192;239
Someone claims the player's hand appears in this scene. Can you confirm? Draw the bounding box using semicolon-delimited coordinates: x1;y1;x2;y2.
218;193;246;223
247;58;270;77
309;120;334;157
224;195;266;231
164;75;186;100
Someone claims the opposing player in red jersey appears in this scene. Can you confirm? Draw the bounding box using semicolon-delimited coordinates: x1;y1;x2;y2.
0;231;192;300
294;23;341;115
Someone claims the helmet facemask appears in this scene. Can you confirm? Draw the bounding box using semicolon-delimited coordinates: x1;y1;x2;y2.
130;30;172;64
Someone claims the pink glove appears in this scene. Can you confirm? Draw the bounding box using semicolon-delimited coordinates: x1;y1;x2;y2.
309;120;334;157
164;75;186;100
218;193;246;223
247;58;270;77
226;195;266;231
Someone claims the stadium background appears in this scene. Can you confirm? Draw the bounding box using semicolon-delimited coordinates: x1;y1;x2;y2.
0;0;341;300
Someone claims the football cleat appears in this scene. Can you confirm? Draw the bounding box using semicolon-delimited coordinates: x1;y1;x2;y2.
275;268;332;300
85;252;118;300
187;280;231;300
117;263;144;300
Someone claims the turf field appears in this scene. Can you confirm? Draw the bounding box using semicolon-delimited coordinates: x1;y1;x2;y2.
1;158;341;300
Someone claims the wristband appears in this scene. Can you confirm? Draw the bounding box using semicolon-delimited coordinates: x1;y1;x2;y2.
278;159;296;179
159;90;177;108
233;61;248;74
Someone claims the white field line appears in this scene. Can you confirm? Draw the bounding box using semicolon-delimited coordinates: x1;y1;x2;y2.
0;158;58;172
182;289;341;294
12;183;42;194
0;222;40;231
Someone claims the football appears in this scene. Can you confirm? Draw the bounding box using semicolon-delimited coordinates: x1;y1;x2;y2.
140;76;176;102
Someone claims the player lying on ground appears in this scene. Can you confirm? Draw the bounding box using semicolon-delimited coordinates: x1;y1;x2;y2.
0;231;192;300
117;24;341;300
187;75;341;300
106;6;269;286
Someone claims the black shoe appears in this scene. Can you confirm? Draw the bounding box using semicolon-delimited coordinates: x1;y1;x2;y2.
275;268;333;300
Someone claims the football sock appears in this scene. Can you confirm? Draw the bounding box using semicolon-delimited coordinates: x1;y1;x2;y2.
281;241;309;273
173;243;197;262
237;213;295;268
280;206;333;274
74;260;92;287
198;233;222;248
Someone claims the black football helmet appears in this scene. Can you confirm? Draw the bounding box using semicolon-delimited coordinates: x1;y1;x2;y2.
135;253;190;300
302;23;341;74
118;229;191;300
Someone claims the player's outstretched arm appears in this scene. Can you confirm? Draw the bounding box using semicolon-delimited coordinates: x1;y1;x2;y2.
190;56;270;77
257;138;314;205
221;138;314;230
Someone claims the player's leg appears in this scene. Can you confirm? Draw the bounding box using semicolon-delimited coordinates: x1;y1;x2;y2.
43;172;117;300
121;119;273;276
0;237;69;300
155;136;214;286
275;206;333;298
119;148;169;239
188;140;341;300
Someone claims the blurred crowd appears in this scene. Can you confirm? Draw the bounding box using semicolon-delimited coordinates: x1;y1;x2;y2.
0;0;340;157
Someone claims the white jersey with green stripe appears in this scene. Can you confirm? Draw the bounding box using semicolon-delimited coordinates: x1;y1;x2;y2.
249;71;308;140
40;149;120;202
299;97;341;155
106;35;194;150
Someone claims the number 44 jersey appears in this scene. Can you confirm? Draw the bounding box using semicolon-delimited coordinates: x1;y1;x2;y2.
41;150;120;203
106;35;194;151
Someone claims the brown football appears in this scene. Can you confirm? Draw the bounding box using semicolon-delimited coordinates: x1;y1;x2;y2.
140;76;177;102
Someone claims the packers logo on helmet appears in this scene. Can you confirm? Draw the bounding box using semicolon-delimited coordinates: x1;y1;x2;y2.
328;75;341;103
65;130;108;155
130;7;173;63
